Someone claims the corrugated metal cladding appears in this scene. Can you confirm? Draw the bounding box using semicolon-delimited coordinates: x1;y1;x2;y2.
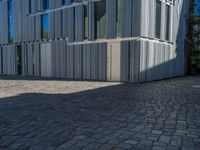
120;39;176;82
0;0;189;82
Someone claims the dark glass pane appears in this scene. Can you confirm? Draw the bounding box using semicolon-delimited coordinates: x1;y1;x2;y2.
95;0;106;39
17;46;22;75
41;14;48;39
166;5;170;41
29;0;32;13
155;0;161;39
43;0;49;10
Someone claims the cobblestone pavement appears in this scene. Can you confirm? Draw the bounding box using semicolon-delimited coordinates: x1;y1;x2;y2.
0;76;200;150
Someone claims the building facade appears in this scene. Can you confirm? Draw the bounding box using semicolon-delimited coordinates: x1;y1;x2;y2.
0;0;189;82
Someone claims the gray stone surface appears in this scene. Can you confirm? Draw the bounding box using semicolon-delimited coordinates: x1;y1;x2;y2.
0;76;200;150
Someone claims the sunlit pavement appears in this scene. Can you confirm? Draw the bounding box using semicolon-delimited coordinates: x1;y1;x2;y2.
0;76;200;150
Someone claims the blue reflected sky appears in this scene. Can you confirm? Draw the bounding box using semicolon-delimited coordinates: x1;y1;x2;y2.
195;0;200;15
42;14;48;32
9;0;13;40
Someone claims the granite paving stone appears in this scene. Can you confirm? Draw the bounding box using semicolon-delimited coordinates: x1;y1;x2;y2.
0;76;199;150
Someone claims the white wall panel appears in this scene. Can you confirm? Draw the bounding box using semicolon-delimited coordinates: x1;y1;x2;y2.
34;42;40;76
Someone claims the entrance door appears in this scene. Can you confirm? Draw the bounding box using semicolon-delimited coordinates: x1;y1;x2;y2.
107;42;121;81
40;43;52;77
17;45;22;75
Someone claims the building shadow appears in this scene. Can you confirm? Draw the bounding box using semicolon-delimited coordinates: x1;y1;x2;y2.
0;78;200;149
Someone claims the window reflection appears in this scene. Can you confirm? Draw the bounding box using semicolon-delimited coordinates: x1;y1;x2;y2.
41;14;48;39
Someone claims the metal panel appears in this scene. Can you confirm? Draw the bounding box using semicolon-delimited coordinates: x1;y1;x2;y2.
37;0;43;12
98;43;107;80
106;0;116;38
62;8;68;38
75;5;84;42
88;1;95;40
49;0;55;9
83;44;91;80
55;0;62;8
130;40;140;82
67;45;74;78
13;0;22;43
169;5;173;42
120;41;129;81
34;42;40;76
2;45;17;75
48;12;55;39
132;0;141;36
27;43;34;76
91;44;99;80
40;42;53;77
30;16;36;41
60;40;67;78
0;1;9;44
22;44;28;76
145;41;155;81
2;46;7;74
139;39;147;82
67;7;74;42
74;45;83;79
35;15;41;41
140;0;149;37
31;0;37;13
160;1;166;41
0;0;189;82
148;0;156;38
22;0;31;42
121;0;132;37
55;40;62;77
55;10;62;38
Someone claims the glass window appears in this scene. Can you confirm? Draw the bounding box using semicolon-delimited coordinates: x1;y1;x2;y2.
84;5;88;39
63;0;72;5
155;0;161;39
166;5;170;41
116;0;122;37
94;0;106;39
8;0;13;43
43;0;49;10
41;14;48;39
29;0;32;13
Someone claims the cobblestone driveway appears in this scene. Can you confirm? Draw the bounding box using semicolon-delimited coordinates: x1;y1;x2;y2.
0;76;200;150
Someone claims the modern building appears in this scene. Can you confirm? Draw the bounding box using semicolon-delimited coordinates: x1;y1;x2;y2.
0;0;189;82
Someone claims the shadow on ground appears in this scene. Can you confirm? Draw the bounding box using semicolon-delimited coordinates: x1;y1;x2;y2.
0;77;200;150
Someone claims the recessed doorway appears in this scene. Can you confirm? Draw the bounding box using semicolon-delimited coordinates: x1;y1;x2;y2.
107;42;121;81
17;45;22;75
